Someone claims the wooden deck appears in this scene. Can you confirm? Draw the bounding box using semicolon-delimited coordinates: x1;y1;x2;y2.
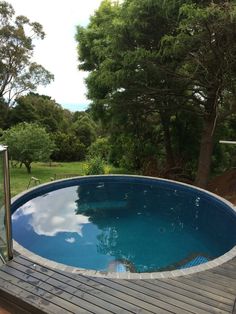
0;254;236;313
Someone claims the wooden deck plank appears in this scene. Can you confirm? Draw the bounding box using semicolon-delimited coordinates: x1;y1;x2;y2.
115;279;228;314
51;274;172;314
233;299;236;314
181;273;236;297
224;259;236;267
210;267;236;280
49;275;155;314
56;269;187;314
88;276;209;314
13;258;156;314
87;276;192;314
205;270;236;287
0;268;92;314
1;254;236;313
17;260;152;314
167;277;235;302
0;295;33;314
195;271;236;293
40;277;133;314
3;260;51;282
0;272;70;314
0;288;48;314
13;255;56;276
219;262;236;272
140;279;233;311
10;260;165;313
35;281;114;314
11;257;175;314
196;269;236;286
8;260;115;314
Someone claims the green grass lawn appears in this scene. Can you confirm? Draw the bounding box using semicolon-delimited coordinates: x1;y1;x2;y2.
10;161;127;196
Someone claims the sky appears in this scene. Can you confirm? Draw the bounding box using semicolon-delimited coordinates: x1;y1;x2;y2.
7;0;103;111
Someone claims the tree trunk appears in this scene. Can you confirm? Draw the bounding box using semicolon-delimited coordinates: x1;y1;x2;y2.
160;111;175;168
24;162;31;174
195;113;216;188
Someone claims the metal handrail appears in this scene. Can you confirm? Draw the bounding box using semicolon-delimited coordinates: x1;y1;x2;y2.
0;145;13;261
0;145;6;152
219;140;236;144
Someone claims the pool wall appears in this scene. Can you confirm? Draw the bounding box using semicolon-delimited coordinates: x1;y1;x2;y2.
11;174;236;279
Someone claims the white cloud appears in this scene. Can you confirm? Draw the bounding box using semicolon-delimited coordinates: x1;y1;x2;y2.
12;186;90;237
6;0;103;109
65;237;76;243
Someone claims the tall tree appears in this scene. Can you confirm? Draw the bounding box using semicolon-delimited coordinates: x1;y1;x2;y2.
77;0;185;170
77;0;236;186
0;1;53;106
162;2;236;187
10;93;70;132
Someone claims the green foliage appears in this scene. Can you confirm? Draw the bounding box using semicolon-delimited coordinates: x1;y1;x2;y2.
51;132;86;162
88;137;111;161
76;0;187;172
0;1;53;105
0;98;8;129
72;112;97;147
85;156;105;175
161;1;236;186
10;93;70;132
1;122;55;173
76;0;236;186
47;111;100;163
6;92;97;163
6;93;100;163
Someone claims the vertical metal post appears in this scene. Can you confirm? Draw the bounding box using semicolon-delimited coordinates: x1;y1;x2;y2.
3;147;13;260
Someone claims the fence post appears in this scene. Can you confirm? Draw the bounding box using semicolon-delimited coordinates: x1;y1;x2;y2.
2;146;13;261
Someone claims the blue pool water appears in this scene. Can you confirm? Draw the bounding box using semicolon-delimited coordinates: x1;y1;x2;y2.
11;176;236;273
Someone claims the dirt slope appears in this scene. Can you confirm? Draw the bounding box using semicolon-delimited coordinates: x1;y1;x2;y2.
208;169;236;205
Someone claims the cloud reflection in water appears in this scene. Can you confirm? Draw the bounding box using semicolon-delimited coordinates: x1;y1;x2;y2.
12;186;89;237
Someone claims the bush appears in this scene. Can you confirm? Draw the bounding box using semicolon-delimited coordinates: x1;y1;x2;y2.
88;137;111;161
86;156;105;175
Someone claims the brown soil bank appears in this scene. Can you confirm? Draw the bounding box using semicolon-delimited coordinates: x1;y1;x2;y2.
207;169;236;205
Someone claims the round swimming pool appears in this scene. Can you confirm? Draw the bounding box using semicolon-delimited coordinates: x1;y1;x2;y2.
11;175;236;277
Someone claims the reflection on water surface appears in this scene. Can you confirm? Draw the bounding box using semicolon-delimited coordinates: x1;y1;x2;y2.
12;180;236;272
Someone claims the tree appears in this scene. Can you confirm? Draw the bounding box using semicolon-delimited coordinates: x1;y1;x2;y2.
1;122;55;173
76;0;186;171
77;0;236;186
10;93;70;132
162;2;236;187
0;1;54;106
0;97;8;128
51;132;86;162
72;112;97;148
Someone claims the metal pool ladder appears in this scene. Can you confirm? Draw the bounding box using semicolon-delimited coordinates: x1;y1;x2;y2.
0;145;13;264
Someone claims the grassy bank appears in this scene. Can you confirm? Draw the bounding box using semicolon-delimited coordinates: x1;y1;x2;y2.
10;162;126;196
